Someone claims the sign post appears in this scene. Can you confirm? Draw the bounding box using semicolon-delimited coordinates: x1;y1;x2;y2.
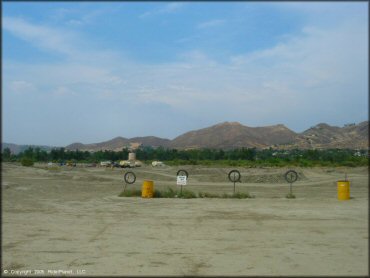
176;169;189;195
177;175;187;194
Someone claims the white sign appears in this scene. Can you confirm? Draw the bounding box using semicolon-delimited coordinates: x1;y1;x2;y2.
177;175;187;186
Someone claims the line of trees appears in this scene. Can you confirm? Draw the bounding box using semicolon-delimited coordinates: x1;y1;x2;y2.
1;146;368;167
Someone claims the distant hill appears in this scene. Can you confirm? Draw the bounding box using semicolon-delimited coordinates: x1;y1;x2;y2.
65;121;368;151
4;121;368;153
169;122;298;149
280;121;369;150
66;136;170;152
169;121;367;150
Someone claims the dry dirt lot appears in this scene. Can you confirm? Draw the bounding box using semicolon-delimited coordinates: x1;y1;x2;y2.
1;162;368;276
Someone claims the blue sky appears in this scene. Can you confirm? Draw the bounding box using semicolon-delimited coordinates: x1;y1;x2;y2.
3;2;368;146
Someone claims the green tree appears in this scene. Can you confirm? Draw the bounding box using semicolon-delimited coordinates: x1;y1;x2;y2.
2;147;11;161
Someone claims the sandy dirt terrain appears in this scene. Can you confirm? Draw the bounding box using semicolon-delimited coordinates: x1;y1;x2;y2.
1;162;368;276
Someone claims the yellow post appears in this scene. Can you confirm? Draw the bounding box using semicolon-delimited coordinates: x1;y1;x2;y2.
142;180;154;198
337;180;350;200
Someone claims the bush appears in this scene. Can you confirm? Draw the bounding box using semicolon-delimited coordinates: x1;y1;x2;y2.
155;188;197;198
198;192;220;198
231;192;254;199
118;189;142;197
161;187;178;198
286;193;296;199
21;158;34;167
152;187;178;198
153;189;163;198
119;188;255;199
342;161;357;167
178;189;197;199
220;192;253;199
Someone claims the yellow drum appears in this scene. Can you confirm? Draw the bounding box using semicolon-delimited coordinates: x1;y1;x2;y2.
337;180;350;200
142;180;154;198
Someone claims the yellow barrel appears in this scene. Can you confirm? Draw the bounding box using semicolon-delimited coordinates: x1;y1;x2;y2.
142;180;154;198
337;180;350;200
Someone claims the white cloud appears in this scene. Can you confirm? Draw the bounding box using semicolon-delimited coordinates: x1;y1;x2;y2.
139;3;185;18
3;16;76;56
8;80;36;94
3;11;368;138
66;9;108;26
53;86;77;97
197;19;225;29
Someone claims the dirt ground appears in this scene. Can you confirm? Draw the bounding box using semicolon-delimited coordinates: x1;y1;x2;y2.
1;162;368;276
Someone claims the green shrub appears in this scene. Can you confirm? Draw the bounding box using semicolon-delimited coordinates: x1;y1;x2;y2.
21;158;34;167
286;193;296;199
221;192;253;199
178;189;197;199
161;187;178;198
119;188;255;199
153;189;163;198
198;192;220;198
231;192;253;199
153;188;197;198
118;189;142;197
152;187;178;198
342;161;357;167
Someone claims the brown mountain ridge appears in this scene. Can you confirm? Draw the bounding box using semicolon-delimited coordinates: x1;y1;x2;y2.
65;121;368;151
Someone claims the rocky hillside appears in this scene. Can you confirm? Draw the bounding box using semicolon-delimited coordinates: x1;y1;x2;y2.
7;121;366;153
65;121;368;151
279;121;369;150
169;122;298;149
66;136;170;152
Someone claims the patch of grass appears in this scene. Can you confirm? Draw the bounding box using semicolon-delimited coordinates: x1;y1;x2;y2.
153;189;163;198
286;193;296;199
47;166;60;171
21;158;34;167
118;189;142;197
221;192;254;199
154;187;178;198
119;188;253;199
198;192;220;198
154;188;197;198
177;189;197;199
232;192;254;199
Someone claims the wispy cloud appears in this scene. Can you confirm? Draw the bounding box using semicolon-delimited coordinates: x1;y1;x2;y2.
3;16;76;55
66;9;109;26
3;4;368;144
50;6;114;26
5;16;367;114
8;80;36;94
197;19;225;29
52;86;77;97
139;3;185;18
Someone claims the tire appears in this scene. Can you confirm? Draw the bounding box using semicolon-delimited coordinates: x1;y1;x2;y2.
124;171;136;184
176;169;189;178
284;170;298;183
228;170;241;182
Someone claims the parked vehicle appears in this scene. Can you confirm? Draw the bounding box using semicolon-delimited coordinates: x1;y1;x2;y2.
119;160;134;168
152;161;164;167
66;161;77;167
100;161;112;167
